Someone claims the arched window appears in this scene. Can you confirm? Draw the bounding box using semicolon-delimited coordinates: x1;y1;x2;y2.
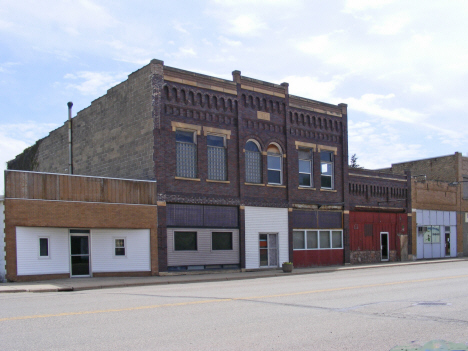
245;140;262;184
267;144;282;185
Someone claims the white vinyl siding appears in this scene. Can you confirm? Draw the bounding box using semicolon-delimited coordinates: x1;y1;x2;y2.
244;206;289;269
0;199;5;281
167;228;239;266
91;229;150;272
16;227;70;276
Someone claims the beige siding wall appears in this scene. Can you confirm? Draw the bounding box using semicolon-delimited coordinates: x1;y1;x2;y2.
167;228;239;266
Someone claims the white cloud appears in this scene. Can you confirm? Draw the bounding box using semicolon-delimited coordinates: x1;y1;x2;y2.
369;12;411;35
283;75;344;102
173;21;189;34
229;15;267;36
343;93;427;123
348;119;423;169
0;122;60;195
410;84;433;93
296;34;331;55
0;62;20;73
218;36;242;47
172;47;197;58
64;71;128;96
343;0;396;13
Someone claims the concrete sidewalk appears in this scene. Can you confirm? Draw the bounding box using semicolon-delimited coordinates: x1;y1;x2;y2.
1;258;466;293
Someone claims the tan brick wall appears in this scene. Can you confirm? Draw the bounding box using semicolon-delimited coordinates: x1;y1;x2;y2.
4;199;158;281
387;154;459;182
412;180;458;212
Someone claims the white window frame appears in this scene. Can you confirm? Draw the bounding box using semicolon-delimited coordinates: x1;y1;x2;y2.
211;231;233;251
267;143;283;185
113;237;127;258
320;151;334;190
207;133;227;181
38;237;50;259
173;231;199;252
298;149;313;188
292;229;343;250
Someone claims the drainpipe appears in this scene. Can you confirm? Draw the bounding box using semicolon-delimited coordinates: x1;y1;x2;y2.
67;101;73;174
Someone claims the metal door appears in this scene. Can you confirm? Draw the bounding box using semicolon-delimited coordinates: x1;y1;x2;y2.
70;231;90;277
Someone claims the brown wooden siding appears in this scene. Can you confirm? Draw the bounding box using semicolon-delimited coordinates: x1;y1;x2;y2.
5;171;157;205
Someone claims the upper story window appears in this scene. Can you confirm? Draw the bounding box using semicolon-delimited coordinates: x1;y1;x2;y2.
298;149;312;187
320;151;334;189
207;134;227;181
267;144;282;185
245;140;262;184
176;130;197;178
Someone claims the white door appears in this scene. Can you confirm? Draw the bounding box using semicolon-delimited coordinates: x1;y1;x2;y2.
259;234;278;267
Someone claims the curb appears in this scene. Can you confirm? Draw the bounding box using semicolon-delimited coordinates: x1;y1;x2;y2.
1;258;466;293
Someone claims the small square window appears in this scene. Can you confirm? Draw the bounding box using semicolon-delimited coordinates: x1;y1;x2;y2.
212;232;233;250
174;231;198;251
39;238;49;257
115;238;126;256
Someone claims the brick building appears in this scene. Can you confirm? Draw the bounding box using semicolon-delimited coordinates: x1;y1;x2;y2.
379;153;468;259
8;59;350;272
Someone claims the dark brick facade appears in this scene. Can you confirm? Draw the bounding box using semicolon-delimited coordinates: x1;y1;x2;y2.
8;59;350;271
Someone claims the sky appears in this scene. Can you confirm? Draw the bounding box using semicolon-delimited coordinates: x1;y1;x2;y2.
1;0;467;194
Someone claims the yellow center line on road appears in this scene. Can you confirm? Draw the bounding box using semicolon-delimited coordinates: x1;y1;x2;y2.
2;274;468;322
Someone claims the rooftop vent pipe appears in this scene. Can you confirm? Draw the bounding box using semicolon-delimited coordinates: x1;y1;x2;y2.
67;102;73;174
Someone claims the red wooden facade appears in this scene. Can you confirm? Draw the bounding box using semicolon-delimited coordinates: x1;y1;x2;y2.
349;212;407;263
293;249;344;267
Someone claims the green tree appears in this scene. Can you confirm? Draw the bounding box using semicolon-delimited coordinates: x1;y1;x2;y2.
349;154;363;169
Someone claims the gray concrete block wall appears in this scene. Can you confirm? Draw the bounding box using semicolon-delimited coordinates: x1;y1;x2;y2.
38;63;155;180
35;125;69;174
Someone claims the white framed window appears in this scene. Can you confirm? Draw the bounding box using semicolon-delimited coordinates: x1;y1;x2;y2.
245;140;262;183
298;149;312;187
293;230;342;250
174;231;198;251
114;238;126;257
267;144;282;185
320;151;334;189
39;237;50;258
211;231;233;251
176;130;197;178
207;134;227;181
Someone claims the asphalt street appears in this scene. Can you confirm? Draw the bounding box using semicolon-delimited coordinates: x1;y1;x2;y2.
1;261;468;350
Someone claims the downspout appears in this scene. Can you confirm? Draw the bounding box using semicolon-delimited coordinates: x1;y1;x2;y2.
67;101;73;174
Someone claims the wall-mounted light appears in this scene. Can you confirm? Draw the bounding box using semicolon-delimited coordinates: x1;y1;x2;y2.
448;181;468;186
